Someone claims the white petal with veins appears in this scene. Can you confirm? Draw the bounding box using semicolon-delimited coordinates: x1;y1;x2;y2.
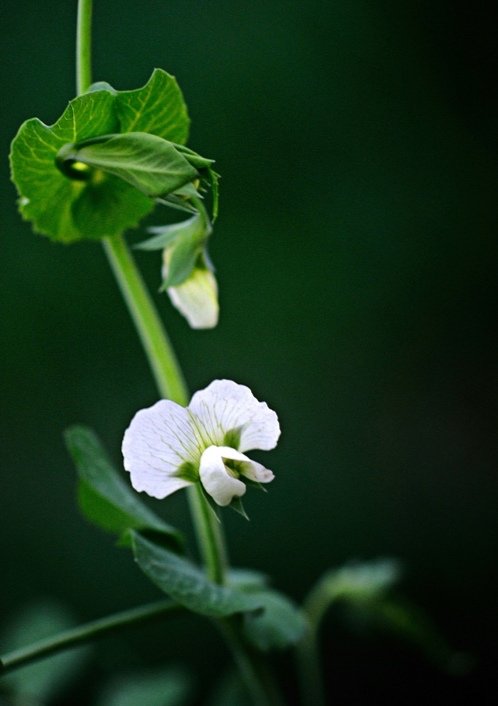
189;380;280;452
122;399;199;499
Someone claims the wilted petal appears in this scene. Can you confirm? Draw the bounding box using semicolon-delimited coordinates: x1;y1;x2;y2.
122;399;199;499
199;445;247;506
189;380;280;452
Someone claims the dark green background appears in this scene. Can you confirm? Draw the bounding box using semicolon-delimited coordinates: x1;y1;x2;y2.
2;1;497;703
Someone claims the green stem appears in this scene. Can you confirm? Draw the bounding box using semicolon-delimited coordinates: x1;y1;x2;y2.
296;579;331;706
0;600;177;675
102;234;226;585
188;484;227;584
102;234;188;404
296;626;326;706
76;0;225;588
219;620;285;706
76;0;93;94
75;4;276;704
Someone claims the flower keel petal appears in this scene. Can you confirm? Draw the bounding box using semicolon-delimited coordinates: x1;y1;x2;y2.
210;446;275;484
199;446;246;507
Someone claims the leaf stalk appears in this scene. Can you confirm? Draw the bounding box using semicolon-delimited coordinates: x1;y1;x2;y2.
0;600;178;675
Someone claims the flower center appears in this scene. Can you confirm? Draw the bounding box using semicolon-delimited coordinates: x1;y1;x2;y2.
224;458;246;478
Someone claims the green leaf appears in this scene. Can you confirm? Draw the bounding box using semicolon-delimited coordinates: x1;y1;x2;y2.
0;601;88;703
315;559;401;605
58;133;198;198
115;68;190;145
305;558;467;674
65;426;182;549
228;568;268;592
207;671;251;706
344;596;469;674
174;143;215;170
95;668;192;706
10;90;153;242
243;590;307;651
131;532;261;618
138;212;204;251
303;558;401;635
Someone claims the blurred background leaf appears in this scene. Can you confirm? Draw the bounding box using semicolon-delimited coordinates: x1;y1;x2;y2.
94;667;192;706
0;601;89;705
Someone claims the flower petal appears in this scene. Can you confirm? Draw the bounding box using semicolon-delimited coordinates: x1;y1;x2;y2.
199;446;246;506
163;248;219;330
212;446;275;484
122;400;199;499
189;380;280;452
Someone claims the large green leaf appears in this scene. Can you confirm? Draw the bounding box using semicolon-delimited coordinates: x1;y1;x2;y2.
65;426;183;549
58;133;198;198
131;532;261;618
10;69;192;243
115;68;190;145
10;90;153;242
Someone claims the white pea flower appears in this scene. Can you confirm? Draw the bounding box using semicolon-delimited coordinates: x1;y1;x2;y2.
122;380;280;507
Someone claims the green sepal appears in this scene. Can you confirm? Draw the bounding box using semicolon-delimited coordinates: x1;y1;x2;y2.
131;532;262;618
161;239;206;290
174;143;214;170
242;589;307;651
228;497;250;520
243;478;268;493
137;212;205;252
65;425;183;551
209;169;221;221
174;144;220;221
56;133;198;198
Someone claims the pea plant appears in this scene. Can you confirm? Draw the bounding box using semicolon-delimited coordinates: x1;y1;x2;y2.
1;2;458;705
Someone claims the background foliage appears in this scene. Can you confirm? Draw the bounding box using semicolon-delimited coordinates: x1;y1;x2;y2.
2;0;497;703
